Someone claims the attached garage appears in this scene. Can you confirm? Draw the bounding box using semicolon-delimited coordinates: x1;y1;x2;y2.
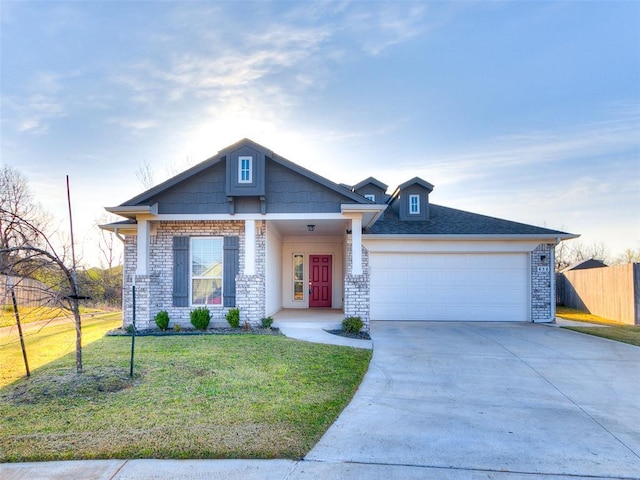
370;252;530;321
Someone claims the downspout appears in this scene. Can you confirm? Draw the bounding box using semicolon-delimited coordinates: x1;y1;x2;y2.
113;228;125;243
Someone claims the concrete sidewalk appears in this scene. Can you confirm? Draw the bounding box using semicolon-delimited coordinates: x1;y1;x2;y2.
5;457;637;480
276;321;372;349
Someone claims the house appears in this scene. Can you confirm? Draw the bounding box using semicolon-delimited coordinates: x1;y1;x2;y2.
102;138;577;329
561;258;607;272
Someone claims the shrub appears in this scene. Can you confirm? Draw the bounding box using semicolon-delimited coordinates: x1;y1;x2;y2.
342;316;363;334
190;307;211;330
226;308;240;328
154;310;170;331
173;324;182;332
261;316;274;329
125;324;135;334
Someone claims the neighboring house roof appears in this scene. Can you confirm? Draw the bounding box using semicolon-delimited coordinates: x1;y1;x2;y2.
367;203;573;237
561;258;607;272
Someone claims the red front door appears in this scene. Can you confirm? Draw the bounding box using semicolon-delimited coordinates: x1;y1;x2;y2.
309;255;332;307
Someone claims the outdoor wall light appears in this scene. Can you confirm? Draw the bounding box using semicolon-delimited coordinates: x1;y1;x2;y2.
307;225;315;232
540;255;547;262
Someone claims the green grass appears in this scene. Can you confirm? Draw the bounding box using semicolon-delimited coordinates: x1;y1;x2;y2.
0;312;122;388
555;306;624;325
0;333;372;461
563;325;640;347
0;305;107;327
557;307;640;347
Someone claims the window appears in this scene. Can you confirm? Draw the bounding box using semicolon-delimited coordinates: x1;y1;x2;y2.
364;194;375;202
409;194;420;214
293;254;304;301
191;237;223;305
238;155;252;183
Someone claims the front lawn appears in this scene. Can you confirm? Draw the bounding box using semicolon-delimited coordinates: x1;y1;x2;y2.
563;325;640;347
0;305;108;327
0;312;122;388
555;306;623;325
556;306;640;347
0;334;372;461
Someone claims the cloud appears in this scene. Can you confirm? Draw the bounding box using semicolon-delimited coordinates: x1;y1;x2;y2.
113;20;332;107
415;112;640;187
348;3;429;56
13;94;66;135
110;2;433;112
107;118;159;133
2;69;83;136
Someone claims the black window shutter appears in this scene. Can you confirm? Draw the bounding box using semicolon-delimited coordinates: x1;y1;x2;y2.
223;236;239;307
173;236;189;307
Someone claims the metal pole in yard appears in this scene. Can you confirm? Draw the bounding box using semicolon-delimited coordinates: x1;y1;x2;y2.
9;277;30;377
129;284;136;378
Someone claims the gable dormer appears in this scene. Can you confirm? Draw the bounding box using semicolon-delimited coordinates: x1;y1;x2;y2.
224;140;267;197
394;177;434;221
352;177;388;203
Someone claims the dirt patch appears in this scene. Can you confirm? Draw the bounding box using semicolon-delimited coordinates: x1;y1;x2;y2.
2;368;135;404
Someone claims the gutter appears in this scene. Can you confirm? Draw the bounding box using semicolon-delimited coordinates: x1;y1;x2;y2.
363;233;580;241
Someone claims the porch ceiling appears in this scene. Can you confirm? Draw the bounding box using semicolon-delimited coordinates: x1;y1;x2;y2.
270;219;349;236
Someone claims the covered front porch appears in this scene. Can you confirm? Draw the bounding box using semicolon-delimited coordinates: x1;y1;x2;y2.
272;308;372;349
263;210;378;321
272;308;345;325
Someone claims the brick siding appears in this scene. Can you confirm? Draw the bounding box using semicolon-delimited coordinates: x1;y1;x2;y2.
531;243;555;322
344;236;370;330
122;220;267;329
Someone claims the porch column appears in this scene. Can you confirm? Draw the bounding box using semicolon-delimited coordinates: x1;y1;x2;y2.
136;218;149;276
351;216;362;275
244;220;256;275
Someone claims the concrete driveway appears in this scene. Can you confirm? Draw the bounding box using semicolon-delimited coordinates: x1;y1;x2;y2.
306;321;640;478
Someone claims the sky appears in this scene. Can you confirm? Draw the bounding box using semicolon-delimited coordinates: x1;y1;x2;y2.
1;0;639;268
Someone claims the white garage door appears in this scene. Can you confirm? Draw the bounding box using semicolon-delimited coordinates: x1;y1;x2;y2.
370;253;529;321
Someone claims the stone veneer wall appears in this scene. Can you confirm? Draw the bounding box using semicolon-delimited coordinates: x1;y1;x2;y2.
236;221;266;325
122;236;137;327
531;243;555;322
343;236;371;330
122;220;267;329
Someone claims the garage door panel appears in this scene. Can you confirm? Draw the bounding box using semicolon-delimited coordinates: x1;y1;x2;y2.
370;253;529;321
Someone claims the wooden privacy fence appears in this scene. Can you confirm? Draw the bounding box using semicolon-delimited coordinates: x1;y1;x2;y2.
1;275;54;308
556;263;640;325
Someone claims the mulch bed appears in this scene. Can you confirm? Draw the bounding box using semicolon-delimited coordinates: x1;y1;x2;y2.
107;326;371;341
325;329;371;340
106;327;282;337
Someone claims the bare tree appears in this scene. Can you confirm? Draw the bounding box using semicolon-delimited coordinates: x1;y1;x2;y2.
135;159;155;189
2;244;84;372
135;155;196;191
0;166;52;272
165;154;194;178
556;240;610;271
86;214;123;307
1;166;85;373
612;247;640;265
94;214;122;270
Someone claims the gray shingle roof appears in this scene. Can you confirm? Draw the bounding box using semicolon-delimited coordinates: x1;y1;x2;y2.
368;203;571;236
561;259;607;272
